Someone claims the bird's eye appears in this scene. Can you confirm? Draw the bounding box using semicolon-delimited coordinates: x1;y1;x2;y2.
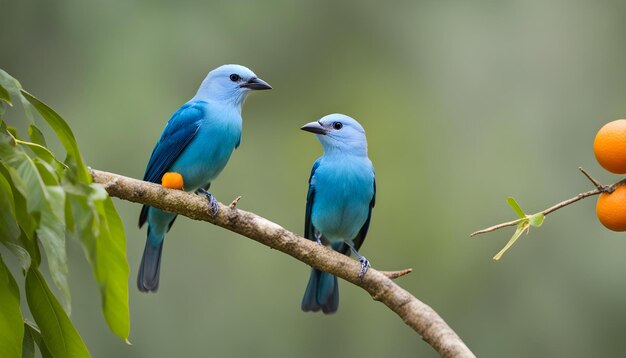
333;122;343;130
229;74;240;82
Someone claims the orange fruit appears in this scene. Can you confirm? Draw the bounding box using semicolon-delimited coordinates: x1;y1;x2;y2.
596;184;626;231
594;119;626;174
161;172;184;190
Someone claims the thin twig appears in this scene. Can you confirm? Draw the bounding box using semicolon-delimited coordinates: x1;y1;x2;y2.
578;167;604;191
381;268;413;279
471;167;621;237
470;218;525;237
541;189;601;216
229;196;242;208
90;169;475;358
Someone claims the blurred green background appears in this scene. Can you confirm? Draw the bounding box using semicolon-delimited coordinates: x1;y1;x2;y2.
3;0;626;357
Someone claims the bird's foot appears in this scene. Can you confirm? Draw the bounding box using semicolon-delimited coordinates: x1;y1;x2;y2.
197;188;219;216
314;230;323;245
344;241;370;280
358;256;370;280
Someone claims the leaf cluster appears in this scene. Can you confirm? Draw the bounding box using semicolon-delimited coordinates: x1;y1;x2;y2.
0;69;130;357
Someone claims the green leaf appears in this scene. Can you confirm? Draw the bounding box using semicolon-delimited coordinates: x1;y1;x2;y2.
0;159;35;271
493;220;530;261
3;241;31;271
24;321;52;358
17;139;63;168
0;72;19;107
97;196;130;340
21;323;35;358
20;90;90;183
19;230;41;269
0;70;33;122
28;124;46;147
0;163;40;268
0;70;21;98
0;141;46;217
529;213;545;227
506;197;526;219
0;84;10;117
25;268;90;358
34;160;60;186
36;185;70;313
0;254;24;358
0;168;20;242
24;125;68;170
0;162;38;244
68;187;130;340
0;84;12;106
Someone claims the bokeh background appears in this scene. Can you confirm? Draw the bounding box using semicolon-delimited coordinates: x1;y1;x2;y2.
3;0;626;357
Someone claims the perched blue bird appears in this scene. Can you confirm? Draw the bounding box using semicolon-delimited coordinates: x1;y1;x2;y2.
138;64;271;292
300;114;376;314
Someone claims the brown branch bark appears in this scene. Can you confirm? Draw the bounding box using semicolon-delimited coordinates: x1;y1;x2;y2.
90;169;475;358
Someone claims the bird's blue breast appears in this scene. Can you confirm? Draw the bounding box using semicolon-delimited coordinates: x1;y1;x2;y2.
168;103;242;191
310;156;374;243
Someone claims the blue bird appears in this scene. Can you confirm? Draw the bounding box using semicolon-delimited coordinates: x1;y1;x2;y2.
138;64;271;292
300;114;376;314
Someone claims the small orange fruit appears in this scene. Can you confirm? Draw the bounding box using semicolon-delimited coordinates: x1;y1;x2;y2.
161;172;184;190
594;119;626;174
596;185;626;231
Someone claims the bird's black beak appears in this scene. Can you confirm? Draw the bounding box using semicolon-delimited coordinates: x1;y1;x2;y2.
240;77;272;90
301;121;328;135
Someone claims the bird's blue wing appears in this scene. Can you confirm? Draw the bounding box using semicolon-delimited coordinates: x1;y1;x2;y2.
139;101;206;227
142;102;206;183
304;159;321;240
350;178;376;252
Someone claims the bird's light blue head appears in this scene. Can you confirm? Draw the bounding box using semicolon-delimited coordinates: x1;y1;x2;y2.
192;64;271;107
301;114;369;156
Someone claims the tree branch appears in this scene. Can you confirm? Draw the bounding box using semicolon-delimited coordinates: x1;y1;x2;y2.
90;169;475;358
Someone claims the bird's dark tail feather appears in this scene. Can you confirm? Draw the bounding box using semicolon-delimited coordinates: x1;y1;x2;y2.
137;229;164;293
301;268;339;314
